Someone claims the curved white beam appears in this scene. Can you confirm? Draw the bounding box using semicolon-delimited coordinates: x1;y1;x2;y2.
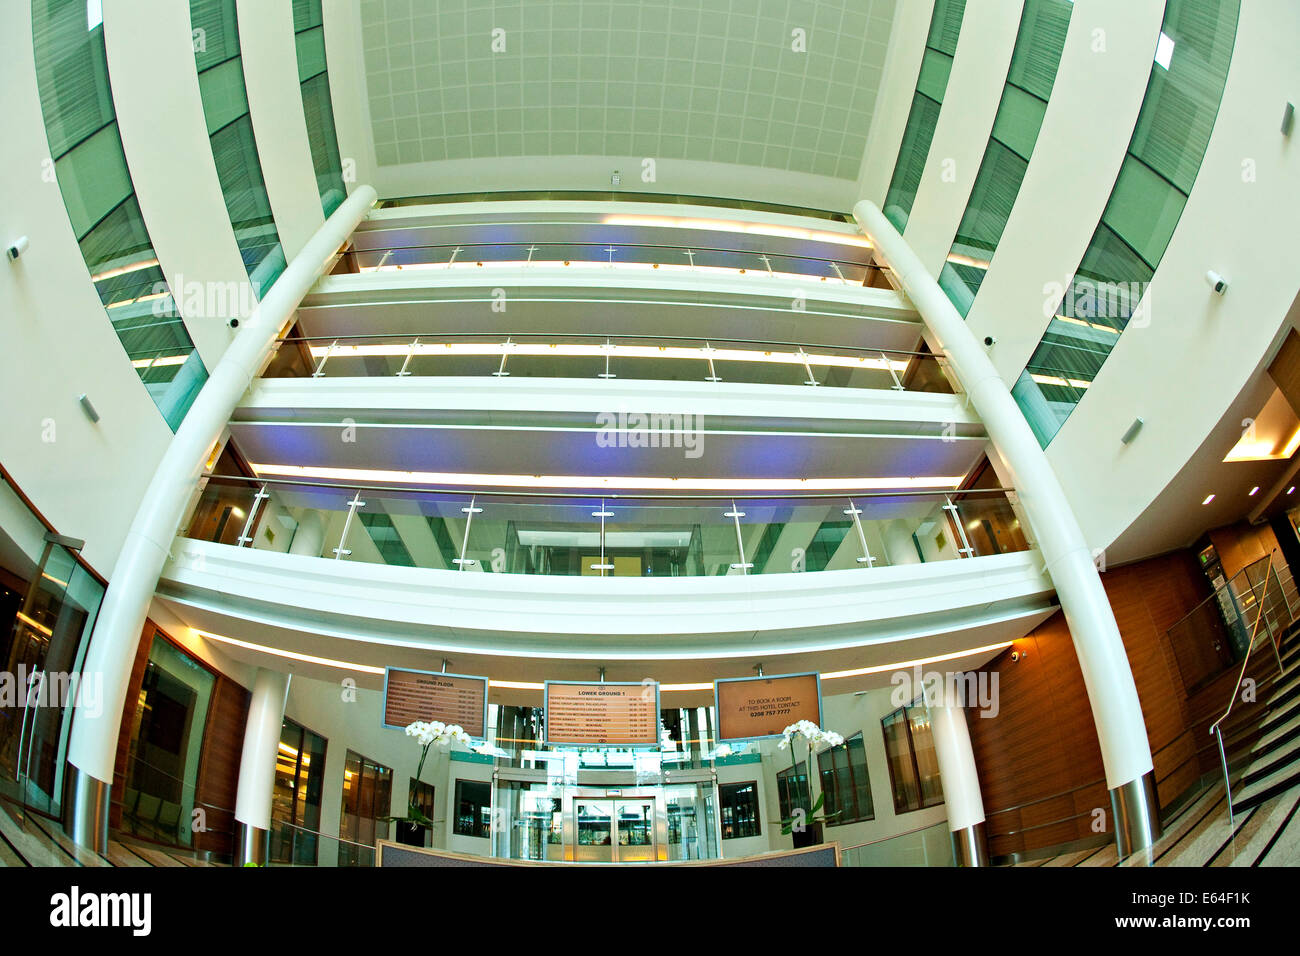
67;186;377;804
853;199;1155;801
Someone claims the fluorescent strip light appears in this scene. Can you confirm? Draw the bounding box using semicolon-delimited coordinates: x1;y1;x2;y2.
105;290;171;310
91;257;158;283
1030;373;1092;390
193;628;386;674
1155;31;1175;70
820;641;1015;680
489;680;545;690
359;258;849;285
131;354;189;369
16;612;53;637
248;463;966;493
308;341;910;373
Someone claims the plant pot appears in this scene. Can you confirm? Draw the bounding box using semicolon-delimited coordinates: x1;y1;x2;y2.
396;821;428;847
791;821;823;849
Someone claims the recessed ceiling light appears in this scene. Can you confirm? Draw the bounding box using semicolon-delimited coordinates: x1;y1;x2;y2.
1289;486;1296;495
1202;494;1215;505
1249;486;1260;496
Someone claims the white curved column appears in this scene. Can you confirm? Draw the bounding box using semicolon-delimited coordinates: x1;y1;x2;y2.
926;683;988;866
882;519;922;566
289;511;326;557
234;668;291;865
65;185;377;851
854;199;1159;856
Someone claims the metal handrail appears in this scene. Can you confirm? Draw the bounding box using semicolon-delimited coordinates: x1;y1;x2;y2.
1208;551;1284;827
275;329;938;361
1167;553;1272;635
338;239;878;273
195;471;1017;504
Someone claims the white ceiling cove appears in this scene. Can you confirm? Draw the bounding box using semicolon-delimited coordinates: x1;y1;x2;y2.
359;0;897;200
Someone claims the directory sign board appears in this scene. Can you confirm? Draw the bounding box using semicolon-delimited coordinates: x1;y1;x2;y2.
544;681;661;746
382;668;489;739
714;672;823;741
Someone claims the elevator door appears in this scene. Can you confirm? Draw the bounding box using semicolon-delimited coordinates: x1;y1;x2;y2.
572;797;657;862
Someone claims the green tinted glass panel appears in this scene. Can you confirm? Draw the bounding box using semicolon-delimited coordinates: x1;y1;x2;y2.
294;6;347;216
31;0;206;432
191;0;285;295
1015;0;1238;448
941;0;1072;316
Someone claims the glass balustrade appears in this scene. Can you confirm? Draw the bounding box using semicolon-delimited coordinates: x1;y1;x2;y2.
840;820;955;866
330;239;880;285
262;332;954;394
178;477;1029;578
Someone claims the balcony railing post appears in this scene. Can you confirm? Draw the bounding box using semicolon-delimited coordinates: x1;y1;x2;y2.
591;499;614;576
454;495;482;569
332;492;366;559
845;498;874;567
235;484;270;547
944;497;975;558
725;500;752;574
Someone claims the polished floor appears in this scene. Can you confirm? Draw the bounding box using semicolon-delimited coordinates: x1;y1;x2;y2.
1016;778;1300;867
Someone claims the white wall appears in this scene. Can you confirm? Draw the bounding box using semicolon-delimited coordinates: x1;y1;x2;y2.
323;0;377;197
0;1;174;578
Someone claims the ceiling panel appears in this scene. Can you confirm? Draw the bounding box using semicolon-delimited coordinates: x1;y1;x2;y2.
361;0;896;181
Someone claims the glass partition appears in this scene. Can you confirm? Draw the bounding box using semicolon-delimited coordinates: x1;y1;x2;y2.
180;477;1030;579
271;717;328;865
190;0;286;295
338;750;392;866
841;820;955;866
292;0;347;214
266;332;953;395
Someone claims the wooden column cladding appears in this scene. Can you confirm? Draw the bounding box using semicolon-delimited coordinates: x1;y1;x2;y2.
193;672;251;857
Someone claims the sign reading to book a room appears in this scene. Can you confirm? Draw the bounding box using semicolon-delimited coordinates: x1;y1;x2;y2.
714;672;823;741
382;668;488;739
544;680;661;746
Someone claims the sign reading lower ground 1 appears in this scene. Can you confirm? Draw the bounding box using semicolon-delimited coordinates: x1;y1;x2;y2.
714;672;823;741
544;681;661;746
382;668;489;738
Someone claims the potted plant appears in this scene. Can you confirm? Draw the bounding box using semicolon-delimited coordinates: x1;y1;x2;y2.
384;720;471;845
776;720;844;846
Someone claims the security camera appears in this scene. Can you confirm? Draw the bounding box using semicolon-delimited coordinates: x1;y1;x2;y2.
227;317;240;329
983;335;997;347
1205;270;1228;295
5;236;30;262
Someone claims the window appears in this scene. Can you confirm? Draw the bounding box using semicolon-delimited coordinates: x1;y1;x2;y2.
882;703;944;814
882;0;967;231
817;732;875;826
775;761;809;821
454;780;492;838
940;0;1074;315
190;0;285;295
292;0;347;214
31;0;207;430
270;718;327;865
1014;0;1240;446
338;750;392;866
718;782;761;840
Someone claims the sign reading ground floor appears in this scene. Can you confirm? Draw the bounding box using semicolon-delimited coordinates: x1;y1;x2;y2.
714;672;823;741
382;668;489;738
544;681;661;745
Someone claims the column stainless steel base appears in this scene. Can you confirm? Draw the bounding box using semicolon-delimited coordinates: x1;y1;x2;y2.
63;765;110;855
234;822;269;867
950;822;989;867
1110;770;1162;860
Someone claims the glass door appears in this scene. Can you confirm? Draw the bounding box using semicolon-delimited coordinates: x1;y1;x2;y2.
614;799;655;862
574;799;615;862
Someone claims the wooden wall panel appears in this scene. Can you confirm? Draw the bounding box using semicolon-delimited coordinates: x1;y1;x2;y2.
971;521;1290;857
193;674;250;856
109;621;156;830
